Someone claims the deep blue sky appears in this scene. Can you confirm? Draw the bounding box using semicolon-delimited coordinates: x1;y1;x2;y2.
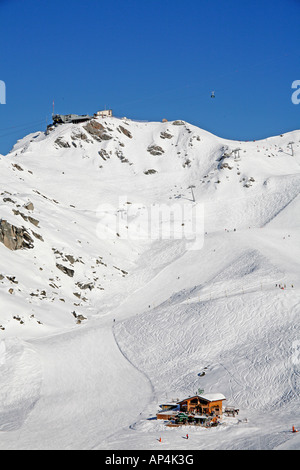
0;0;299;154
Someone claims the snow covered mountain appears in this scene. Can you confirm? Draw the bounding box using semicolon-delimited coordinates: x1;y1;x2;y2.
0;115;299;449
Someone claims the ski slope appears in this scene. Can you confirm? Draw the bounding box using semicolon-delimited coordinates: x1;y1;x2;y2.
0;116;299;449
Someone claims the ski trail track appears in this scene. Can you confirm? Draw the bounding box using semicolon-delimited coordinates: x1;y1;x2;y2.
1;217;298;449
0;318;153;450
109;221;300;449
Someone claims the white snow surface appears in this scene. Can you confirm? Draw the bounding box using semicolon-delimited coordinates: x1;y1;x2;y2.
0;116;299;449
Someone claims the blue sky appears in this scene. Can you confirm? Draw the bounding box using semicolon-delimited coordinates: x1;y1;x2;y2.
0;0;299;154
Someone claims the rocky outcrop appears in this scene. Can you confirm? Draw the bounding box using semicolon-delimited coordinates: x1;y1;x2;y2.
24;201;34;211
12;209;39;227
12;163;24;171
147;145;164;156
71;131;88;141
160;131;173;139
54;137;71;148
172;120;185;126
118;125;132;139
0;220;34;251
76;281;94;291
83;120;112;141
56;263;74;277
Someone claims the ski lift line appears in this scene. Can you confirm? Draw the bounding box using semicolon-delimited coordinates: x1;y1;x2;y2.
112;70;229;109
208;50;295;96
211;51;293;89
0;124;44;136
112;84;193;109
0;53;293;139
0;123;46;139
0;122;48;139
1;51;292;138
0;50;294;142
112;51;293;109
0;116;48;132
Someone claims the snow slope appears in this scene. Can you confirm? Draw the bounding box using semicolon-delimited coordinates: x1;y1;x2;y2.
0;116;299;449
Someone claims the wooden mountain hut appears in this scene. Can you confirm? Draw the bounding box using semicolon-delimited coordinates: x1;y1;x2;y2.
177;393;226;417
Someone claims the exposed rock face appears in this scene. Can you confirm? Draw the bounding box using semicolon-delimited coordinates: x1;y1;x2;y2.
172;120;185;126
83;120;112;141
12;163;24;171
54;137;71;148
147;145;164;156
24;201;34;211
0;220;34;251
160;131;173;139
12;209;39;227
76;281;94;290
118;125;132;139
56;263;74;277
71;131;88;141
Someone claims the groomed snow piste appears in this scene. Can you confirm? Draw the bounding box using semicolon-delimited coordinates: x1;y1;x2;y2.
0;116;299;449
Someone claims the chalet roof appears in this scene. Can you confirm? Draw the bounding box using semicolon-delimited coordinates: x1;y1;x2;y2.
156;410;178;416
159;402;179;407
178;393;226;404
200;393;226;402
